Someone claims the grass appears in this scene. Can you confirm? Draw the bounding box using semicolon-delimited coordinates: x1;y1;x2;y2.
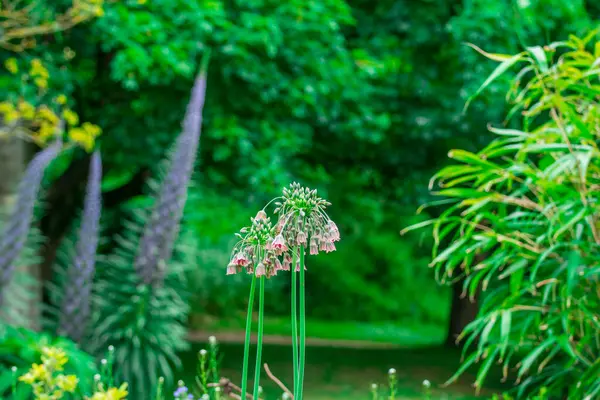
190;315;447;347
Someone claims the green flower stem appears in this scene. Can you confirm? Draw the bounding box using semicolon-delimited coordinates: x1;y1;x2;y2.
291;249;299;395
240;274;256;398
297;245;306;400
253;276;266;399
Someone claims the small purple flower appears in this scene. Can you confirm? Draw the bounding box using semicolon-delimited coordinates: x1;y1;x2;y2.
173;386;188;398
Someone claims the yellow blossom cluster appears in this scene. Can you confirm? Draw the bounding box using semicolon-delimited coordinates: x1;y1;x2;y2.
19;347;79;400
89;383;129;400
1;58;102;151
18;347;129;400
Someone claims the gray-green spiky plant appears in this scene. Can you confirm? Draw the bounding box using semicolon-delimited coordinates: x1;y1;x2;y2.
90;58;208;398
0;140;61;326
54;150;103;344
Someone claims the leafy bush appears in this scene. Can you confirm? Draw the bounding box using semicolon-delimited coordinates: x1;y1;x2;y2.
0;324;96;397
412;33;600;397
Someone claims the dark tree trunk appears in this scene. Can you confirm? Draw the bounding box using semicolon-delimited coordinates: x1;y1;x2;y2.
446;277;480;347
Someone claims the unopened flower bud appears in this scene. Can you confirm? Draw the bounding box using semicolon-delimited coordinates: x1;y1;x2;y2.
388;368;396;375
209;336;217;346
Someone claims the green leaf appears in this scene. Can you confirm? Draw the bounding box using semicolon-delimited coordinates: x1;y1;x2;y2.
527;46;548;72
464;52;525;111
518;337;555;377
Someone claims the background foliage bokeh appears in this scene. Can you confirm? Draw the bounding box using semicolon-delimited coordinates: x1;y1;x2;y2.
8;0;593;327
2;0;599;333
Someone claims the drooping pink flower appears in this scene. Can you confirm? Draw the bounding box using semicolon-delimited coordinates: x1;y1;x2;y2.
309;238;319;255
271;234;288;254
295;262;307;272
328;220;340;241
246;265;254;274
325;241;336;253
255;210;267;220
274;258;284;271
226;262;238;275
255;262;266;277
282;254;291;271
233;252;248;266
319;240;327;252
297;231;307;245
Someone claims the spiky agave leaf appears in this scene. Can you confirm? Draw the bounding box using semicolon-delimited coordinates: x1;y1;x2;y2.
0;141;61;325
54;151;103;344
90;64;208;397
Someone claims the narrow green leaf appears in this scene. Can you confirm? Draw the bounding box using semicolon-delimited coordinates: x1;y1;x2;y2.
464;52;525;111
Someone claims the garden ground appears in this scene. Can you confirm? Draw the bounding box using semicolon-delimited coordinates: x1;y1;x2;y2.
185;318;505;399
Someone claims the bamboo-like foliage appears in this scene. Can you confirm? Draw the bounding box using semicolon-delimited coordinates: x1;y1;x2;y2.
406;33;600;398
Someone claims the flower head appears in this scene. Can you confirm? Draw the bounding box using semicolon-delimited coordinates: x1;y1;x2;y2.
272;182;340;265
227;209;276;277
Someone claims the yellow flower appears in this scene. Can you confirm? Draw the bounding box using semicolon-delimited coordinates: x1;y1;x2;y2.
34;77;48;90
51;389;64;399
94;6;104;17
56;374;78;393
106;384;128;400
19;372;36;385
25;363;49;382
69;127;94;151
5;58;18;74
18;101;36;119
62;109;79;126
38;122;56;142
37;106;60;124
55;94;68;105
30;58;49;78
4;109;20;123
41;347;69;370
82;122;102;137
0;101;15;114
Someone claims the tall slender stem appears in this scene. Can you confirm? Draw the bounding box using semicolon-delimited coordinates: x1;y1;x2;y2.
291;249;299;396
253;276;266;399
297;245;306;400
240;274;256;398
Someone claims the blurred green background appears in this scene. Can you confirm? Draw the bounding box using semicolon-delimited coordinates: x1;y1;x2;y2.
2;0;600;398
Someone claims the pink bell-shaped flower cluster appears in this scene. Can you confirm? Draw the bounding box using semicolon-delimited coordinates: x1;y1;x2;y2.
226;183;340;277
